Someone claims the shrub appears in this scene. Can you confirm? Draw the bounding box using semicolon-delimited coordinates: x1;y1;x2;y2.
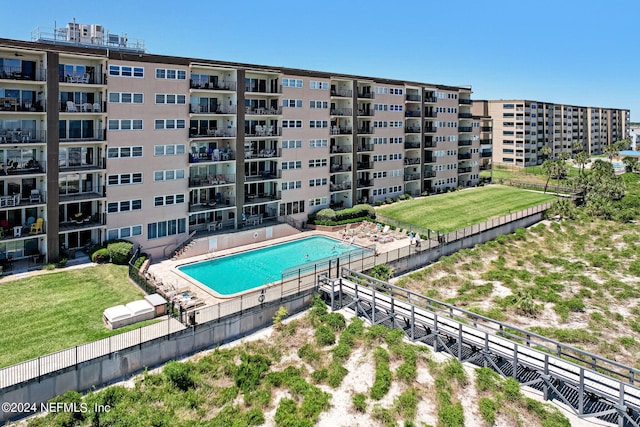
370;347;392;400
371;404;395;426
107;241;133;265
503;377;522;401
133;254;147;269
315;325;336;346
163;361;195;391
314;208;336;222
91;248;110;263
352;393;367;412
56;257;68;268
311;369;327;383
478;397;496;425
273;306;288;328
297;343;321;364
234;353;271;394
327;364;348;388
368;264;394;281
394;388;418;420
323;312;346;331
475;367;500;392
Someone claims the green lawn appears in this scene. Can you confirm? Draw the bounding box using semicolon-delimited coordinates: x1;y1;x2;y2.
376;185;556;232
0;264;155;367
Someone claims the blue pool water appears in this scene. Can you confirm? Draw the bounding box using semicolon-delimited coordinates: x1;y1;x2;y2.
178;236;361;296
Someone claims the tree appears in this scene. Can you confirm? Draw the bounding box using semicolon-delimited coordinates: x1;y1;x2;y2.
539;145;552;162
542;159;557;194
604;139;630;162
574;151;591;176
576;159;626;218
622;156;639;173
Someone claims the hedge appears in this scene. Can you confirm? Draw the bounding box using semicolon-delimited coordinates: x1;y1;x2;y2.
308;204;375;225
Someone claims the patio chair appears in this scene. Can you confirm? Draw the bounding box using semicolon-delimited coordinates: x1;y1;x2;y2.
66;101;77;112
93;102;101;112
30;189;41;203
29;218;43;235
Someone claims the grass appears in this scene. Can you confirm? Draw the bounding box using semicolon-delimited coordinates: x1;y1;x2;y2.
377;185;556;231
0;264;152;367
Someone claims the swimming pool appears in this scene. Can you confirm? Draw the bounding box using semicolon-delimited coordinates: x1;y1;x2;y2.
177;236;364;296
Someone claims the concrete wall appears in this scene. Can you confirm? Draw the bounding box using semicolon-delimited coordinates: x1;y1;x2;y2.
386;211;544;276
0;290;314;425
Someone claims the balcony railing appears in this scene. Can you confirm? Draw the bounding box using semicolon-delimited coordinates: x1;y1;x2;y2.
458;153;472;160
458;140;472;147
0;130;47;144
245;107;282;115
330;182;351;192
60;73;105;85
190;80;237;91
458;113;473;119
424;156;435;163
423;96;437;103
245;85;281;94
60;128;105;142
405;127;421;134
459;127;473;133
245;191;282;203
356;144;373;152
330;164;352;173
1;65;45;82
189;174;236;188
405;110;421;117
331;127;352;135
459;99;473;105
330;145;352;154
480;138;492;144
357;110;374;117
189;128;237;138
404;157;421;165
1;98;45;112
58;188;105;202
424;140;437;148
357;128;373;135
245;148;282;160
404;141;421;149
245;127;281;138
406;94;421;102
356;179;372;188
189;150;236;163
190;104;237;114
481;126;492;132
357;91;374;99
357;162;372;170
459;167;473;173
330;107;352;116
331;89;352;98
59;101;104;113
245;170;282;182
404;173;420;181
424;127;436;133
481;151;492;158
59;158;105;172
3;159;46;175
424;170;436;178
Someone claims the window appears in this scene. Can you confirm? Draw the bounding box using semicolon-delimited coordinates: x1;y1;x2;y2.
282;78;303;88
373;137;387;144
373;171;387;179
308;159;327;168
282;99;303;108
309;100;328;109
309;178;327;187
108;119;143;130
154;194;186;206
107;172;143;186
153;169;185;181
107;199;142;214
109;65;144;78
154;144;186;156
279;201;305;216
147;218;186;239
503;104;515;109
373;121;387;128
309;80;329;90
154;119;186;130
374;104;388;111
309;120;328;128
107;225;142;240
389;153;402;160
282;120;302;128
107;146;143;158
390;137;403;144
109;92;144;104
282;140;302;148
389;104;403;111
282;161;302;170
374;86;388;94
309;197;328;207
155;94;186;104
309;139;328;147
281;181;302;190
390;88;403;95
155;68;187;80
373;154;387;162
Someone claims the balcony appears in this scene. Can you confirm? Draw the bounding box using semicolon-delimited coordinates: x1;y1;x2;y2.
189;197;236;213
189;127;237;139
330;127;352;135
190;104;237;114
406;94;421;102
59;101;104;113
60;73;104;85
189;174;236;188
330;107;352;116
330;144;352;154
59;215;105;232
405;110;421;117
245;170;282;182
423;96;437;103
0;98;45;112
189;150;236;163
458;140;472;147
60;128;105;142
1;65;45;82
190;80;237;91
404;141;421;149
59;158;105;173
405;126;421;134
0;130;47;144
357;91;374;99
404;157;421;165
480;138;492;144
245;106;282;116
424;127;436;134
330;164;351;173
458;153;472;160
245;126;281;138
330;181;351;192
424;111;438;118
459;127;473;133
59;188;105;203
331;89;352;98
458;167;473;173
481;151;492;158
424;155;435;164
356;161;372;170
357;109;374;117
357;127;373;135
404;173;420;181
356;179;372;188
245;191;282;203
424;170;436;178
245;148;281;160
481;126;492;132
356;144;373;152
459;99;472;105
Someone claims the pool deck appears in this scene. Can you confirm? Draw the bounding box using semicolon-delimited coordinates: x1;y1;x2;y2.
146;227;411;308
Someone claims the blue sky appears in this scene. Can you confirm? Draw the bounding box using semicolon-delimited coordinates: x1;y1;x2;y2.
3;0;638;120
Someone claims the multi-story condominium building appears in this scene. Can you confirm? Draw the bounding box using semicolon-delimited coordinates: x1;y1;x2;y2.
0;22;483;262
482;100;629;167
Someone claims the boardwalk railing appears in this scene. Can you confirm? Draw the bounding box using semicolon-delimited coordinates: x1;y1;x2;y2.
320;269;640;426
